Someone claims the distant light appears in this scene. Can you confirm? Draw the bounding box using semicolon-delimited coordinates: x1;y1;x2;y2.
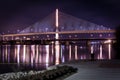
90;34;93;37
17;30;20;32
108;34;111;36
90;41;100;44
27;38;30;40
104;39;111;44
75;35;77;37
47;35;49;37
33;36;35;38
99;34;102;37
51;41;54;44
80;46;83;49
108;40;111;43
69;35;71;38
108;28;111;30
15;37;20;40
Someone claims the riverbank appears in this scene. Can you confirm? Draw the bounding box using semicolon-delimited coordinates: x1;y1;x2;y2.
0;64;77;80
61;60;120;80
0;69;46;80
0;60;120;80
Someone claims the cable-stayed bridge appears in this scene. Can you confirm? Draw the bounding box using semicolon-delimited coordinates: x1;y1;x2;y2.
0;9;115;45
0;9;116;61
0;30;115;45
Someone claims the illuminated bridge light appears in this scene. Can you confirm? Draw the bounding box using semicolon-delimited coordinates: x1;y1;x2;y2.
108;34;111;36
104;39;112;44
47;35;49;37
99;34;102;37
90;34;93;37
33;36;35;38
75;35;77;37
69;36;71;38
15;37;20;40
27;38;30;40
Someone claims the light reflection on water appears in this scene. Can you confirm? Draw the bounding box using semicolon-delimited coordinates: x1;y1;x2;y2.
100;45;103;59
69;45;71;60
75;45;78;60
108;44;111;59
0;42;115;73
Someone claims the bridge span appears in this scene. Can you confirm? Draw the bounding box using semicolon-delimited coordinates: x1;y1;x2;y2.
0;30;116;45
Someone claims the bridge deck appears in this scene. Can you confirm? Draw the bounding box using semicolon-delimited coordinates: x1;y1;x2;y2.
1;30;115;37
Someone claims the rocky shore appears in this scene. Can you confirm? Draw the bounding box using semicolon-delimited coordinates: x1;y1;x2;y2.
0;65;56;80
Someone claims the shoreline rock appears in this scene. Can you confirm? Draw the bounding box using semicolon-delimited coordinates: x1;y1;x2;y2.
0;65;56;80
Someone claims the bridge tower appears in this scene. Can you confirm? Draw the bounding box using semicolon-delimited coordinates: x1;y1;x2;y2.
55;9;60;65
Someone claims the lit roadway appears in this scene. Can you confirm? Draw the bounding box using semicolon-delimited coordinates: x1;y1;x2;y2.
0;30;116;45
1;30;115;37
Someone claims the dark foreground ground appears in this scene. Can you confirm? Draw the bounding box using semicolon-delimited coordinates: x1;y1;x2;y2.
60;60;120;80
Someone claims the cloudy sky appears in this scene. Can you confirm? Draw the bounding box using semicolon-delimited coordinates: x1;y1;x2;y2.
0;0;120;33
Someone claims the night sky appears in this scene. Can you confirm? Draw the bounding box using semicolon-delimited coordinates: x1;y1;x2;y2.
0;0;120;33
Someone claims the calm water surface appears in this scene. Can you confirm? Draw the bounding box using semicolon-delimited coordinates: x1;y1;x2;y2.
0;40;115;74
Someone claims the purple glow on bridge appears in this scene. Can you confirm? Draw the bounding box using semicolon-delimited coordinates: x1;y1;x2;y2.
0;9;116;70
